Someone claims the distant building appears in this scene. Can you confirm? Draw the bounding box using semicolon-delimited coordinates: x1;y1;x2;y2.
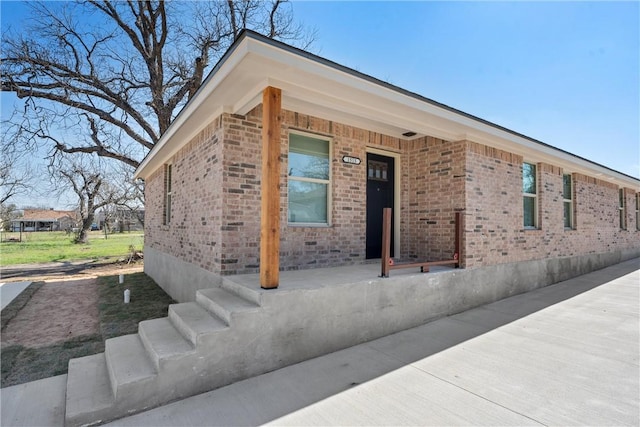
11;209;78;232
95;207;144;232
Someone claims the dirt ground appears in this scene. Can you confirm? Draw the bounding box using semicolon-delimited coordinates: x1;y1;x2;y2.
0;260;144;282
2;263;143;348
3;278;100;348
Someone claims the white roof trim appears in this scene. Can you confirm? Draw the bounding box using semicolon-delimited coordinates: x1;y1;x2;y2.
135;31;638;189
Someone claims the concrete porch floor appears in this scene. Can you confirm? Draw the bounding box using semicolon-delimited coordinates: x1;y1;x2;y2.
2;258;638;426
228;261;455;291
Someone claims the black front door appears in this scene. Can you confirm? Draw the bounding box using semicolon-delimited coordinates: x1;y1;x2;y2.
366;153;395;259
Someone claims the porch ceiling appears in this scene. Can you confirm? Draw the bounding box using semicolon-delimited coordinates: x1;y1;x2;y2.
135;31;638;189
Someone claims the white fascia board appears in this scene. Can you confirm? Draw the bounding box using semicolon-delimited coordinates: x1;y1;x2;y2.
135;103;230;179
251;41;638;188
246;39;471;128
136;34;639;189
243;42;516;147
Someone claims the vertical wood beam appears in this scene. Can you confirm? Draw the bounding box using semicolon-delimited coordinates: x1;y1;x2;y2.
454;211;462;268
380;207;392;278
260;86;282;289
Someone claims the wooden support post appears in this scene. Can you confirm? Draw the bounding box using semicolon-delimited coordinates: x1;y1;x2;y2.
380;207;392;277
260;86;282;289
454;211;462;268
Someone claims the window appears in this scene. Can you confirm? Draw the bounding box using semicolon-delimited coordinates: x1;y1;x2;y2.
522;162;537;228
619;188;626;230
164;164;172;225
368;160;389;181
636;193;640;231
563;174;573;229
287;133;331;224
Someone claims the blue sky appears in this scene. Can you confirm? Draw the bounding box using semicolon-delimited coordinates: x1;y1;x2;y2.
292;1;639;177
1;1;639;209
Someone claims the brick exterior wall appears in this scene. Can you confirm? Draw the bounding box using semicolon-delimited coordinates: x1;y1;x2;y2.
463;142;524;266
145;119;226;274
145;106;639;278
402;138;466;262
217;113;262;273
463;144;639;268
280;109;371;269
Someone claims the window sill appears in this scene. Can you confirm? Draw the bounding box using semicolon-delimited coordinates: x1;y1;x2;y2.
288;223;331;228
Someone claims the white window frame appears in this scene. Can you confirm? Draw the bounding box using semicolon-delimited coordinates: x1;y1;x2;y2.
636;193;640;231
164;163;172;225
287;131;332;227
619;188;626;230
563;173;574;229
523;162;538;229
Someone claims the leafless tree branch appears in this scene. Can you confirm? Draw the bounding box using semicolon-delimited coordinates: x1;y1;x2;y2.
53;156;136;243
1;0;315;175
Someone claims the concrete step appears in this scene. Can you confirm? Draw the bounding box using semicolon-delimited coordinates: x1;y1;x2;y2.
105;334;157;401
138;317;196;371
65;290;261;426
221;277;262;306
65;353;114;427
196;287;261;325
169;302;228;346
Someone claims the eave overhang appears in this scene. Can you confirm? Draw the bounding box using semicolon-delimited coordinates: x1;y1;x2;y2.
135;31;639;189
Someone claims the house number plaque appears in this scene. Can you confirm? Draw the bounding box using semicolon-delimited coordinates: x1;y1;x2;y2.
342;156;361;165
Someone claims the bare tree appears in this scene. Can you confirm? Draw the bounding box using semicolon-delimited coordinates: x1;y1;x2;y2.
97;164;145;234
54;157;125;243
111;163;145;228
0;145;33;205
0;203;20;231
1;1;314;170
0;162;30;205
116;178;145;229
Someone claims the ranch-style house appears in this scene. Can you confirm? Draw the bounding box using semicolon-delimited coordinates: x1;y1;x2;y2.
64;30;639;426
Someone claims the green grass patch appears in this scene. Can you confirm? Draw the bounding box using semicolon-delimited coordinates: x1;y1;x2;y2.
97;272;176;340
1;337;105;386
0;231;144;266
1;272;175;388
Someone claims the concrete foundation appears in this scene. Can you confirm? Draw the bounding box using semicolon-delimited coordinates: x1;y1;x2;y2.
144;246;222;302
67;248;640;425
234;247;640;364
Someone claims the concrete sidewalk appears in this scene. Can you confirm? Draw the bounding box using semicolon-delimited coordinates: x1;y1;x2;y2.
0;281;31;310
2;258;638;426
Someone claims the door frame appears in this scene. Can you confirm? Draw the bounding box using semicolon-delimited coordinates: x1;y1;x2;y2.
366;147;401;259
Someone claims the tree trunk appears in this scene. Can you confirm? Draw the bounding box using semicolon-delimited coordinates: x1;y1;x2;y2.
74;215;94;244
75;227;88;244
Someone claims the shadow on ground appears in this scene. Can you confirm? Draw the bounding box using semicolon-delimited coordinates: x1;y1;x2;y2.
0;260;126;280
